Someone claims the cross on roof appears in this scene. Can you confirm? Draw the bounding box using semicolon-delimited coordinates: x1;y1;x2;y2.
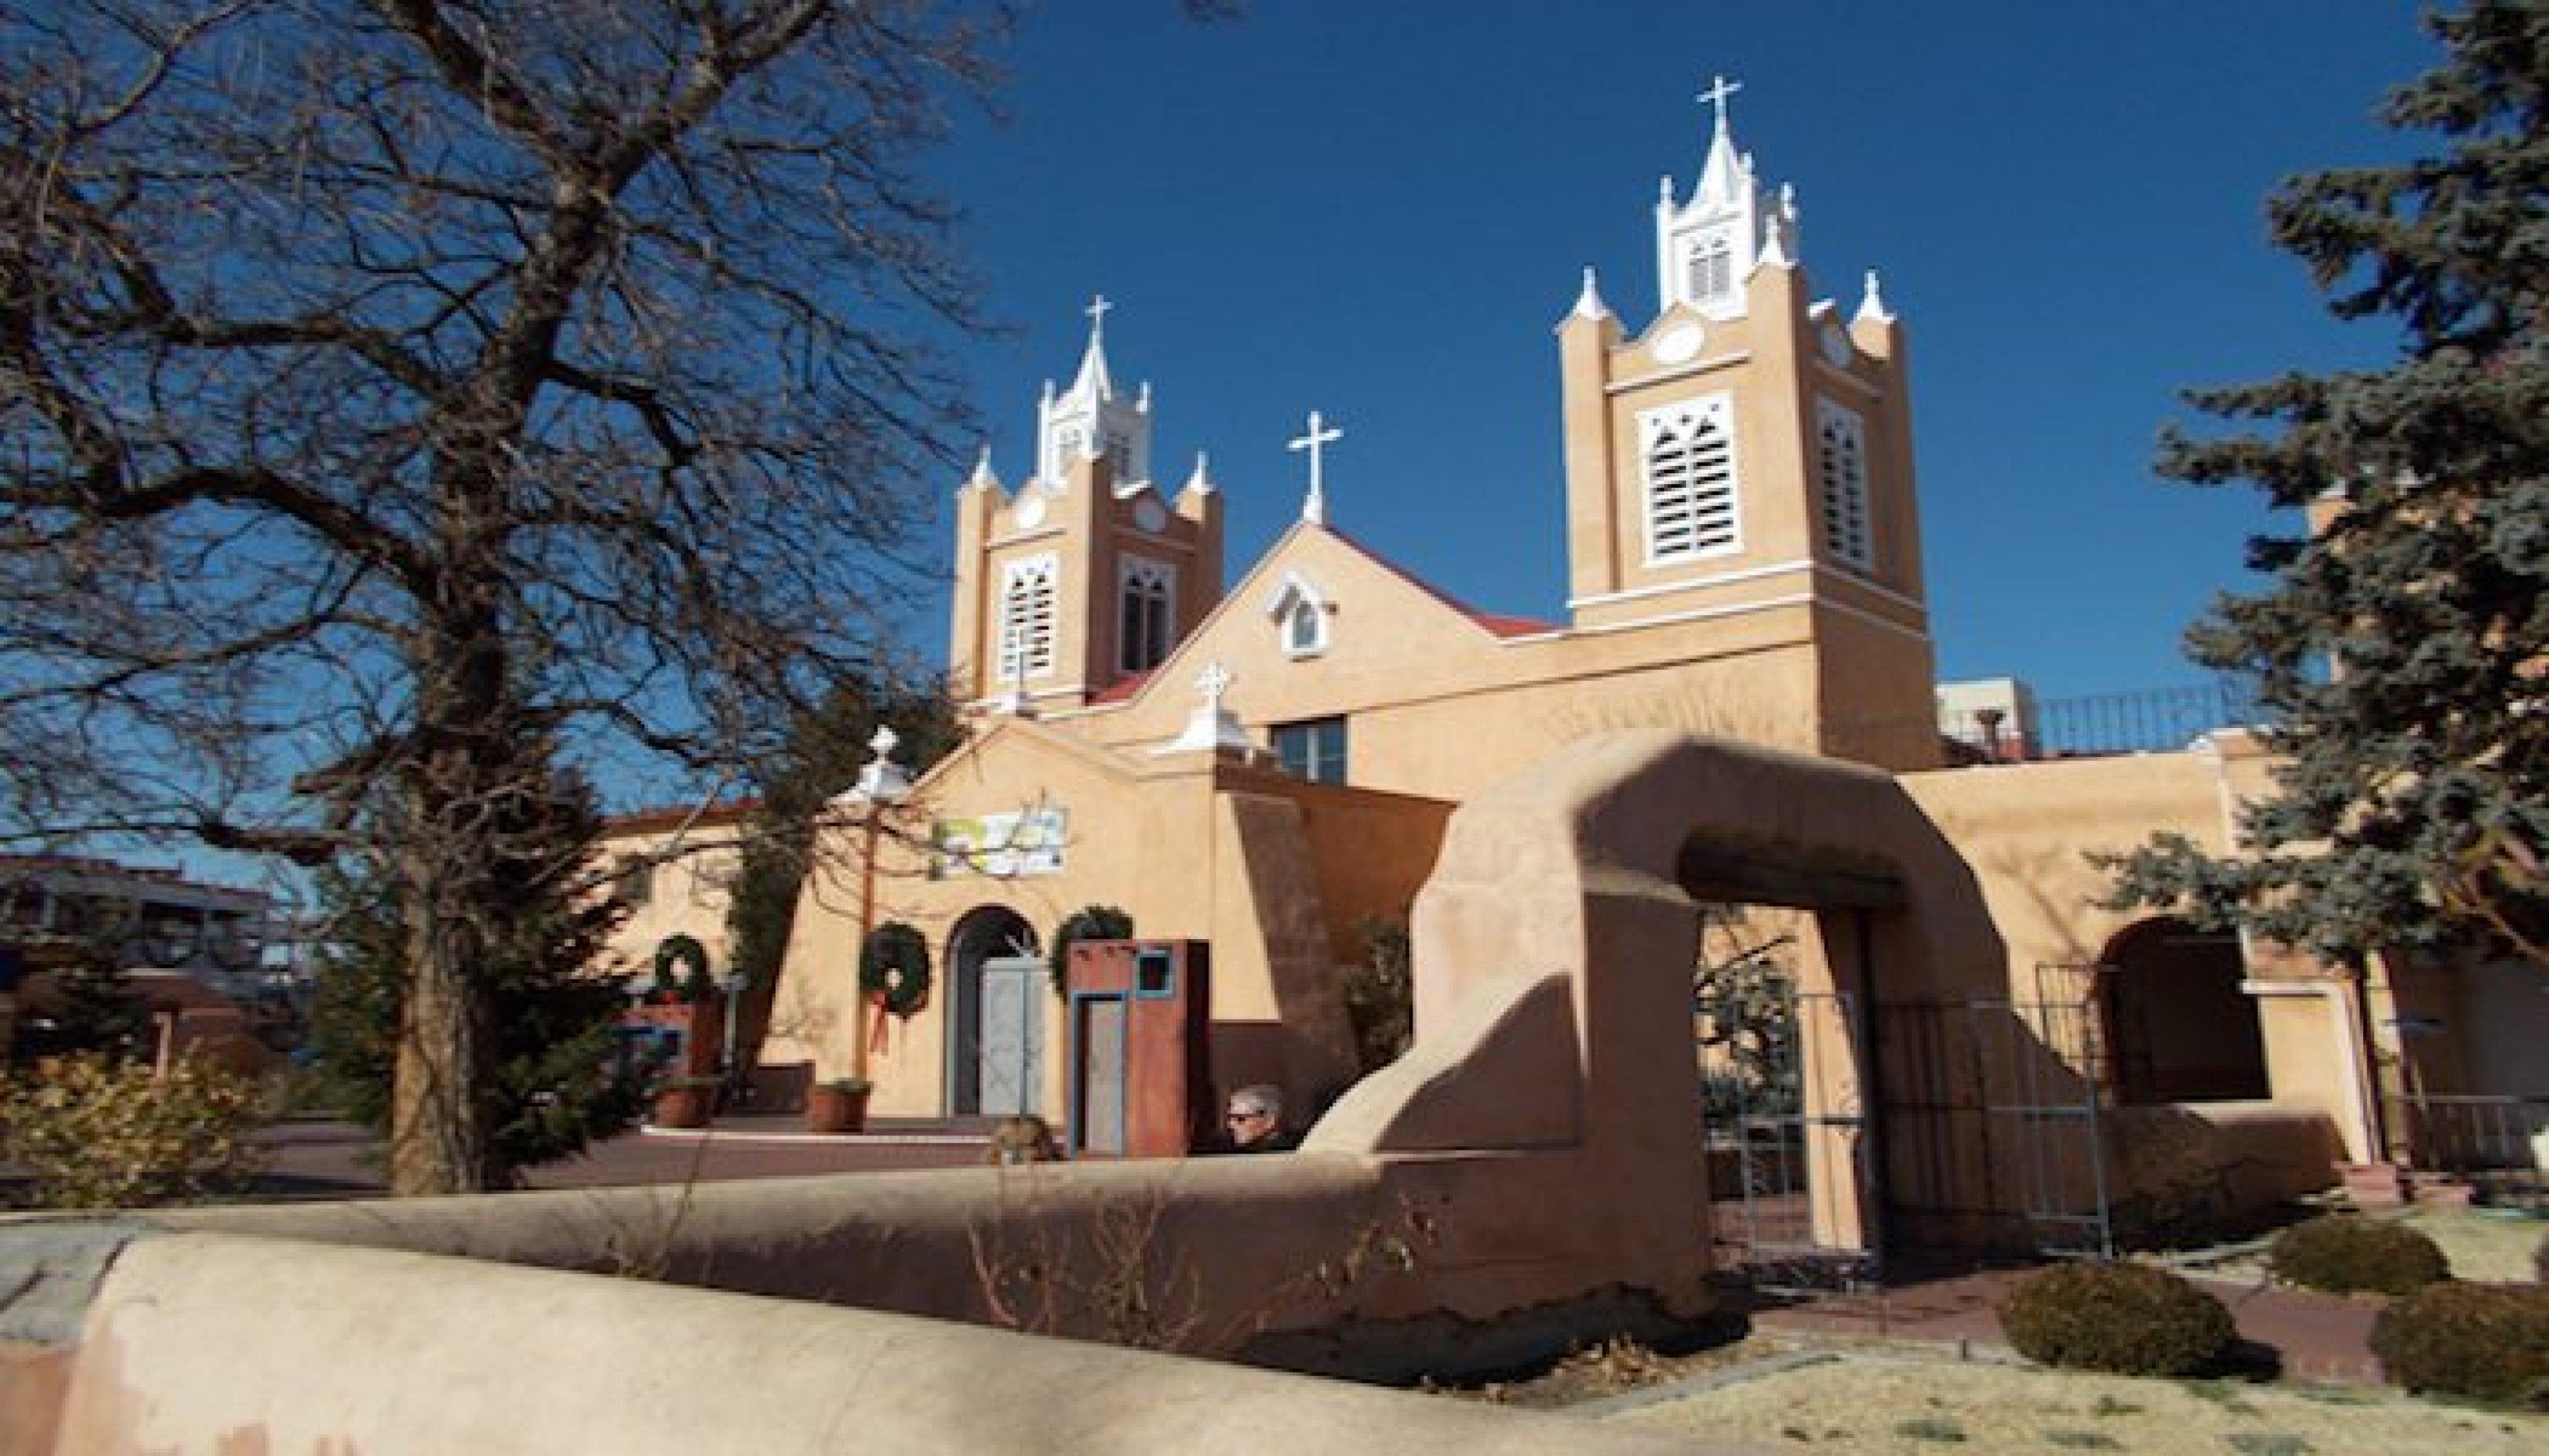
1700;73;1742;131
1084;293;1113;339
1196;661;1232;714
1287;409;1342;523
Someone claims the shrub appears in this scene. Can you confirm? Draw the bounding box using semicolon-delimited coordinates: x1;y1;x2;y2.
0;1052;269;1208
1998;1261;2236;1376
2370;1281;2549;1406
2267;1214;2449;1295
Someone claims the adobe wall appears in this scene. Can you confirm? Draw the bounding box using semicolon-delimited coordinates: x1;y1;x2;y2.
2;1227;1747;1456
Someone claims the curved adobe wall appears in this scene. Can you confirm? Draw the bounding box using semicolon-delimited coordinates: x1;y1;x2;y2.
1309;731;2009;1277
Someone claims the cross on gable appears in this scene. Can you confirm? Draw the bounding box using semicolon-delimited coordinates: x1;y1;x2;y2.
1287;410;1343;525
1084;293;1113;337
1196;661;1232;713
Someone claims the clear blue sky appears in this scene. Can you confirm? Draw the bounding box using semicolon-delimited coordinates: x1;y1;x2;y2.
921;1;2436;702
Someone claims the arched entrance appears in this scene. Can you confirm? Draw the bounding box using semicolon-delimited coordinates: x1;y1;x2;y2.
2101;917;2266;1105
947;906;1044;1116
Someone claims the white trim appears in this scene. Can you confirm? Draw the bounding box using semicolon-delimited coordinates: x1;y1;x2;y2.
1606;350;1752;396
1568;557;1812;611
2241;979;2331;998
1567;558;1927;617
1547;588;1931;645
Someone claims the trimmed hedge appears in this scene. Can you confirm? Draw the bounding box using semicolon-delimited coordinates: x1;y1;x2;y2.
1998;1261;2237;1377
2268;1214;2450;1296
2371;1281;2549;1406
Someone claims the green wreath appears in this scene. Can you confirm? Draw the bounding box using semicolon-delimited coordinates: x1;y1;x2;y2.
860;921;933;1018
653;934;712;1000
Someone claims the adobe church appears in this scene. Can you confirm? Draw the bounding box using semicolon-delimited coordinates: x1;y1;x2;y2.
624;85;2540;1213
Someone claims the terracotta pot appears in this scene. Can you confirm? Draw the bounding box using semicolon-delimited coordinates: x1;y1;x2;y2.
806;1082;870;1135
652;1082;714;1129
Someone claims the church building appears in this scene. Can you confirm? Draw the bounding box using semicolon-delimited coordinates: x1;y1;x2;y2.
614;84;2540;1215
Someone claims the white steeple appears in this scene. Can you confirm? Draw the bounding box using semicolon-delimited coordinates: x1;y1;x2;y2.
1653;73;1796;320
1036;294;1153;488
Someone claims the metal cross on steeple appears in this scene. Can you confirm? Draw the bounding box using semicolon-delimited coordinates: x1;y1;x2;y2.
1700;73;1743;132
1288;409;1342;525
1084;293;1113;340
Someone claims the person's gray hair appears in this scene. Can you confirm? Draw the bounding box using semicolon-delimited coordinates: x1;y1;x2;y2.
1229;1083;1283;1118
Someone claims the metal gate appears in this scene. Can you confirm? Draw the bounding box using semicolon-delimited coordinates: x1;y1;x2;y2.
1704;968;2113;1291
1877;972;2113;1262
1705;985;1880;1293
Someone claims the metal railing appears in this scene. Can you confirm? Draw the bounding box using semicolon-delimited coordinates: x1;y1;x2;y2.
2387;1092;2549;1209
1833;682;2268;768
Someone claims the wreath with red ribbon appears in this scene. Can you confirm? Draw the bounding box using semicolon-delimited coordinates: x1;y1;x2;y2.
859;921;933;1019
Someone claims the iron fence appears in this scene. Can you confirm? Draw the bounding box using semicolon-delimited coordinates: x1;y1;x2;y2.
1833;681;2268;767
2387;1092;2549;1210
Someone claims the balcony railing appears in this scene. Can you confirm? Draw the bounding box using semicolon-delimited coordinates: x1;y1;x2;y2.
1833;682;2268;768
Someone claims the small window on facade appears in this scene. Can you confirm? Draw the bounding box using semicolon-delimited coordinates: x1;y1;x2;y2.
1117;557;1175;674
1641;394;1740;563
1285;598;1325;655
999;554;1058;684
1685;230;1734;307
1817;402;1873;572
1272;717;1348;785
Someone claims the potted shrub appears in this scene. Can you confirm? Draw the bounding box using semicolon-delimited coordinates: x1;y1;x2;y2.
806;1077;872;1135
651;1075;722;1130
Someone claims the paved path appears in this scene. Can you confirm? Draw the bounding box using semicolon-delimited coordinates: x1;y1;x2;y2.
1749;1265;2387;1385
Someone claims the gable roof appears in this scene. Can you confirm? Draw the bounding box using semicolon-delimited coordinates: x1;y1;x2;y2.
1073;522;1562;713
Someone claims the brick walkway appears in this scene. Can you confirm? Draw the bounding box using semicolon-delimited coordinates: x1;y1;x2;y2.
1747;1265;2387;1385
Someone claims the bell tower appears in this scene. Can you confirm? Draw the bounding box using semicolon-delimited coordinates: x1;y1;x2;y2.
1555;79;1937;768
949;300;1225;711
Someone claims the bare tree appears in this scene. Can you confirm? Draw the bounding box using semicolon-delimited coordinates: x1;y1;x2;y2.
1;1;1001;1192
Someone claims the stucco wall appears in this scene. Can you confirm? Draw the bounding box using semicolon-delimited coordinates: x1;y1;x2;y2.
20;1229;1739;1456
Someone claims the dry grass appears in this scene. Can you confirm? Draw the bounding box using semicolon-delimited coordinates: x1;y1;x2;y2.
1603;1352;2548;1455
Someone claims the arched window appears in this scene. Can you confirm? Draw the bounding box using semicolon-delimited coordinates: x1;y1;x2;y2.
999;555;1057;684
1640;394;1740;564
1685;230;1734;308
1817;401;1873;572
1117;557;1174;674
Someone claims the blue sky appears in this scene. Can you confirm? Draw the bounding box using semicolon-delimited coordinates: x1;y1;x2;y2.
922;1;2437;702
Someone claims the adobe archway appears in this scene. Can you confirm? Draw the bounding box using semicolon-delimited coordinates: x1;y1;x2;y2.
1309;731;2011;1303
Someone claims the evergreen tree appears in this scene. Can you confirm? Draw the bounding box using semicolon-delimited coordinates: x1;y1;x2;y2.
310;757;640;1187
2107;3;2548;966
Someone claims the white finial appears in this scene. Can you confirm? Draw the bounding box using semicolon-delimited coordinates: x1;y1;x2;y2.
1572;265;1611;320
849;723;911;801
1136;381;1152;412
1183;450;1217;496
1855;268;1894;324
1700;73;1743;134
1288;410;1342;525
966;444;997;491
1085;293;1112;341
